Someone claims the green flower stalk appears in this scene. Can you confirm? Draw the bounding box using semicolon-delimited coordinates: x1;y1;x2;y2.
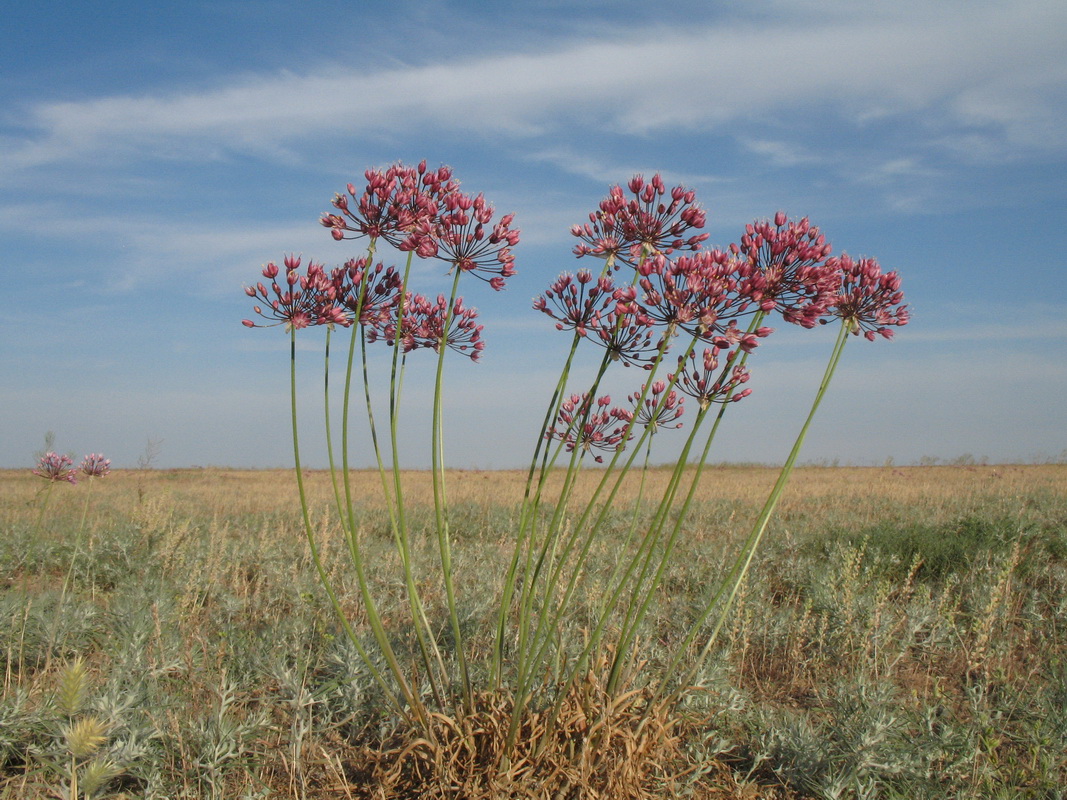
32;451;77;535
657;251;909;703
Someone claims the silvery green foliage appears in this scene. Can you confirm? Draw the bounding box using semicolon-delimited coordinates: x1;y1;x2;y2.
753;678;914;800
181;678;267;800
0;687;43;770
677;657;752;790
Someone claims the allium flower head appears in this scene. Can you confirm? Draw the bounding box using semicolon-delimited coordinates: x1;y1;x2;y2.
368;293;485;361
586;294;662;370
321;160;458;254
572;174;709;268
733;214;839;328
828;254;909;340
671;346;752;410
80;454;111;479
535;272;666;366
33;452;77;484
637;251;754;340
434;191;519;290
533;270;616;336
546;393;633;463
331;258;403;329
629;381;684;434
243;256;348;331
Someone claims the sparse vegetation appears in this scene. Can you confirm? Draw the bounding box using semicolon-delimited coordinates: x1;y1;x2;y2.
2;464;1065;798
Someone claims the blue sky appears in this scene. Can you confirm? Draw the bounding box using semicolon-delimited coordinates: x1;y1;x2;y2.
3;0;1065;470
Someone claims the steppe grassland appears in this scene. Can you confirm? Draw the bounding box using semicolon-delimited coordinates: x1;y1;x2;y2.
2;464;1066;798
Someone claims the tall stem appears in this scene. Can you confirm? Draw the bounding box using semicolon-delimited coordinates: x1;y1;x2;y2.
33;483;54;536
657;319;852;702
288;326;417;724
431;269;472;710
381;252;447;708
605;318;765;693
491;328;582;689
322;328;347;523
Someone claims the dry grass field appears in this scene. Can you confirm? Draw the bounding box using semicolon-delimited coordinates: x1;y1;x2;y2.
2;464;1066;798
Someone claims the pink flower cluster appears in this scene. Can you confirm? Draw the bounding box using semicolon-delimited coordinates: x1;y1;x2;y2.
33;452;77;484
572;174;709;267
629;381;684;433
546;186;910;360
435;192;519;290
80;453;111;478
827;254;910;340
537;183;909;456
320;161;457;254
671;346;752;410
245;162;520;360
731;213;839;329
243;255;348;331
368;294;485;360
320;161;517;291
546;394;634;463
33;452;111;484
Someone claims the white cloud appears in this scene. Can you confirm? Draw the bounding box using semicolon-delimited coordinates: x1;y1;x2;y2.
4;1;1065;180
741;140;822;167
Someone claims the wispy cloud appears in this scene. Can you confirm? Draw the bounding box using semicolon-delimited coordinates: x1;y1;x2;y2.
4;2;1064;181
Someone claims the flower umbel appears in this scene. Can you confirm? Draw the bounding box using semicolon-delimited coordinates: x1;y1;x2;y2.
586;297;661;369
34;452;77;484
546;393;633;463
332;257;404;330
243;255;348;330
629;381;684;434
734;213;839;328
369;294;485;361
672;346;752;410
828;254;909;340
572;174;709;268
321;160;457;254
637;250;758;341
533;270;616;336
434;191;519;290
79;454;111;479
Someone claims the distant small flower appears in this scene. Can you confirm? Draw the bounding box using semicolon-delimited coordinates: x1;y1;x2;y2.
828;254;909;340
572;174;709;268
321;160;457;254
732;214;839;328
671;346;752;410
33;452;77;484
546;393;633;463
80;454;111;479
629;381;684;434
243;255;348;331
434;191;519;290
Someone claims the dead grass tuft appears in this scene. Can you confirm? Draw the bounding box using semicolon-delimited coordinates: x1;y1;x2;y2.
315;669;799;799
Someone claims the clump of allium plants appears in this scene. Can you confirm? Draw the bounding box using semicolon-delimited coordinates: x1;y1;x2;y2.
31;451;111;536
241;162;908;789
30;450;111;673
